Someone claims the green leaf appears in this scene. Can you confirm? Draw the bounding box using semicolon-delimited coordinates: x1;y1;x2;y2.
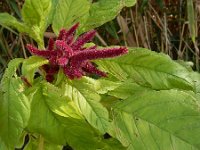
22;56;49;84
96;48;194;91
0;13;27;33
67;76;119;95
113;89;200;149
52;0;90;34
47;0;59;25
63;78;110;133
176;60;194;71
124;0;137;7
1;58;24;81
26;82;111;149
0;58;30;149
79;0;136;32
21;0;52;47
96;78;120;94
190;72;200;94
108;80;151;99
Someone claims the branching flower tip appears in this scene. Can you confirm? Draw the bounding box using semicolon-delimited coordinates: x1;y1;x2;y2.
26;23;128;82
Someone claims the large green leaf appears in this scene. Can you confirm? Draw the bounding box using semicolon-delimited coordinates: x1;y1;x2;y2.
79;0;137;32
42;82;83;119
65;76;119;95
112;89;200;149
0;58;30;149
96;48;194;91
52;0;90;34
63;77;110;133
108;80;151;99
26;82;115;149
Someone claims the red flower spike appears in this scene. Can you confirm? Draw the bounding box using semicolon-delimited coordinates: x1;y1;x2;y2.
70;47;128;68
47;38;55;51
26;44;56;57
55;40;73;57
57;23;79;41
57;57;69;66
57;29;67;40
26;23;128;82
65;23;79;38
63;66;83;79
72;30;96;50
66;35;74;45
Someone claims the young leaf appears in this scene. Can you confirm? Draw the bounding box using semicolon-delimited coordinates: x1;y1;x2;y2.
96;48;194;91
63;78;110;133
0;58;30;149
113;89;200;149
52;0;90;34
21;0;52;47
0;13;27;33
21;0;51;31
22;56;49;84
79;0;136;32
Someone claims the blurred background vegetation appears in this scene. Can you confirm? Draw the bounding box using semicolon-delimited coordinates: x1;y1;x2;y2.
0;0;200;79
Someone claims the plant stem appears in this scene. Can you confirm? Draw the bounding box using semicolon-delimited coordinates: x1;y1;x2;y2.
38;135;44;150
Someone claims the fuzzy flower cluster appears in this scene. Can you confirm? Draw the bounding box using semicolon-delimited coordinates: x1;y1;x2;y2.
26;23;128;82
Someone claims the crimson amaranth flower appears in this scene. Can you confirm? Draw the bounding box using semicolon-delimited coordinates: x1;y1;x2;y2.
26;23;128;82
